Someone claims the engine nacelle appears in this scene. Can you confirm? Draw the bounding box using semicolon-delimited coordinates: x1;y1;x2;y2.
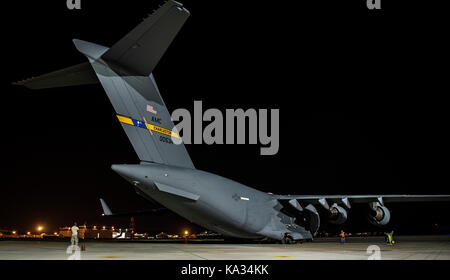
304;204;320;235
368;203;391;226
280;201;320;235
329;204;348;225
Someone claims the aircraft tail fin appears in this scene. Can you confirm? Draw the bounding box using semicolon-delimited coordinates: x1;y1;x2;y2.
13;1;194;169
73;0;193;168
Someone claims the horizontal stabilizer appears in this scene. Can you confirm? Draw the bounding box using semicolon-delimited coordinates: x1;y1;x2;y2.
73;39;109;60
12;62;99;89
101;0;190;76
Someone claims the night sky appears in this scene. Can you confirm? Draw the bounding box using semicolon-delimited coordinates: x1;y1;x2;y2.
1;1;449;236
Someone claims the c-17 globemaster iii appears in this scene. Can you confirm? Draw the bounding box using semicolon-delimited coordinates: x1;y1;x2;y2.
14;1;450;243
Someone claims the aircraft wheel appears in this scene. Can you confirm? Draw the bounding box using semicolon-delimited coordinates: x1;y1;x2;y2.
281;234;294;244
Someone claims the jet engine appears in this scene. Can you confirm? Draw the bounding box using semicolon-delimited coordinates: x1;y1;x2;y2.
303;204;320;234
279;200;320;235
329;204;348;225
368;203;391;226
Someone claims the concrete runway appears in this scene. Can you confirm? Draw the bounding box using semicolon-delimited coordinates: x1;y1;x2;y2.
1;236;449;260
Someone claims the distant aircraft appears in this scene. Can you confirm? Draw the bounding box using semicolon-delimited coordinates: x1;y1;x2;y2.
14;1;450;243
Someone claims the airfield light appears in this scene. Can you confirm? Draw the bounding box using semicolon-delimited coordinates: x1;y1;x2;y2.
27;232;31;235
54;232;58;235
12;231;16;235
37;226;43;232
184;230;189;235
102;213;105;216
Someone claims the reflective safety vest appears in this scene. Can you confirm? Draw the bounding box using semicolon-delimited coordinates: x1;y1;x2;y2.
340;232;345;238
387;232;393;243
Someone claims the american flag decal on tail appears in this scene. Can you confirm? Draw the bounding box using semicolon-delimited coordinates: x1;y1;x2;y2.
146;104;157;114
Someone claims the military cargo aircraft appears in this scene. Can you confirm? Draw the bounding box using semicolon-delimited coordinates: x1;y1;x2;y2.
14;1;450;243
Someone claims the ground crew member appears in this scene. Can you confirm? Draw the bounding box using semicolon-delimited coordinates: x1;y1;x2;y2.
340;230;346;243
71;222;80;246
386;230;395;245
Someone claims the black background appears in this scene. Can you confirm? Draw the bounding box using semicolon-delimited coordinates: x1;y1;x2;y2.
1;0;449;236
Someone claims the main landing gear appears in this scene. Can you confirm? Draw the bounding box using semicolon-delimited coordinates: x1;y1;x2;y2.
281;233;295;244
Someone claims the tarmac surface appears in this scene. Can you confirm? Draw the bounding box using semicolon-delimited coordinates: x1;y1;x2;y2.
1;235;449;260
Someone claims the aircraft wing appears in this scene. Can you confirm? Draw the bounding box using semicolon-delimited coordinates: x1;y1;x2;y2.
274;194;450;209
99;198;166;217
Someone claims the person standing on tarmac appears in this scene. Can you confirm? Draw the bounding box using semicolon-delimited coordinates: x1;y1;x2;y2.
71;222;80;246
340;230;346;243
386;230;395;245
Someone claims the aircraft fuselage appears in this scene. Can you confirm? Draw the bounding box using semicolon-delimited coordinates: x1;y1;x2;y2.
111;163;312;241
